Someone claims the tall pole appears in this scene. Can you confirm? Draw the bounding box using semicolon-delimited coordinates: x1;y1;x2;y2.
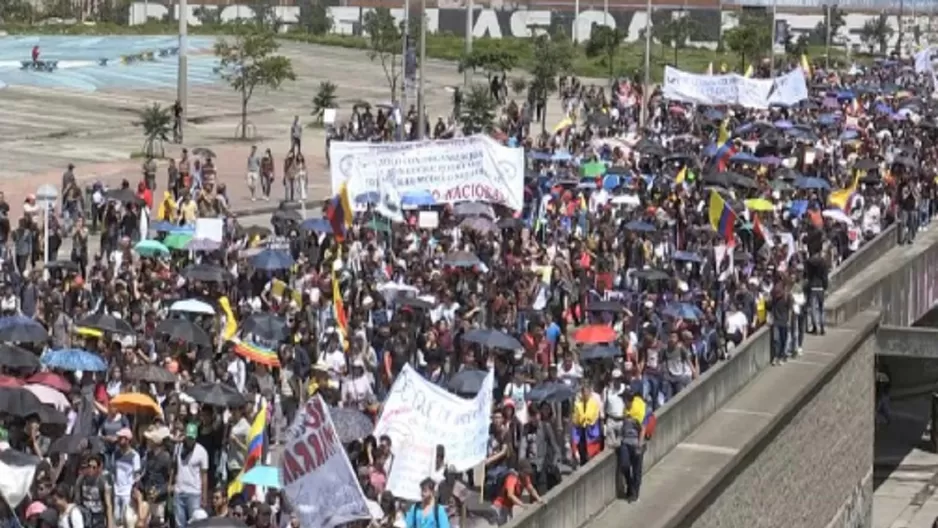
417;6;427;139
574;0;580;42
464;0;473;87
825;4;831;69
400;4;409;140
177;0;188;144
641;0;651;127
603;0;609;26
897;0;904;56
769;0;777;78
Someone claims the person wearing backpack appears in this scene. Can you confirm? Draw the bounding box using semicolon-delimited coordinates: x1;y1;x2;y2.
490;460;543;526
50;483;85;528
404;479;449;528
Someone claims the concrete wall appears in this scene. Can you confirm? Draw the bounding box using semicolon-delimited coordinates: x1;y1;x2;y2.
876;326;938;397
675;317;877;528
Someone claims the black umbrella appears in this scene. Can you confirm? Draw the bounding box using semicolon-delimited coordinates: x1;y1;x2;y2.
272;209;302;223
586;113;612;128
0;449;41;507
36;405;68;436
461;328;522;351
633;138;666;156
442;251;482;268
447;369;488;395
702;171;732;187
0;387;44;418
192;147;216;158
633;269;670;281
497;217;524;230
0;344;39;370
586;300;623;312
190;518;248;528
127;364;177;384
105;188;142;205
155;319;212;347
527;381;576;403
77;312;135;336
854;158;879;171
580;344;621;361
397;297;436;310
242;313;288;341
185;382;247;408
329;407;375;444
0;316;48;344
46;260;79;272
182;263;231;283
49;434;105;456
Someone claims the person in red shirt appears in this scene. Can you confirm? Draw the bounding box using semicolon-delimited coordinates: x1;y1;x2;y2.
137;181;153;210
492;460;542;525
31;46;40;63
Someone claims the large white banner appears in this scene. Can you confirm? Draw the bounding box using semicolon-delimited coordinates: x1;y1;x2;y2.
374;365;494;501
663;66;809;108
329;135;526;211
279;395;371;528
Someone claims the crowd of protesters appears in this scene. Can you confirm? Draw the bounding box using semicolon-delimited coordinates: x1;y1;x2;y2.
0;53;931;528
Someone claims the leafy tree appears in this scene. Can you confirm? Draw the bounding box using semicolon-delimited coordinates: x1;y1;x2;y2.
655;15;696;66
312;81;338;124
529;32;574;131
193;5;222;26
724;12;772;71
246;0;280;31
296;0;333;35
458;49;518;81
785;33;809;58
809;6;845;45
510;77;527;96
215;29;296;139
461;83;498;135
363;7;403;103
859;14;892;55
584;26;623;80
138;103;172;158
0;0;34;23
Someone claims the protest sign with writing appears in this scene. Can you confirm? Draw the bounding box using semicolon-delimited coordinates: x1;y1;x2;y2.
280;395;370;528
374;365;494;501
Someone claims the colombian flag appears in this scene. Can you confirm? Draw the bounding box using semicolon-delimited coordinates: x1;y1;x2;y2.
331;252;349;349
326;183;354;242
828;171;860;213
228;400;268;499
230;338;281;368
800;54;813;77
709;190;737;244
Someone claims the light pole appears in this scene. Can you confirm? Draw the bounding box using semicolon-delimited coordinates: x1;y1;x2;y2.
417;5;427;139
36;185;58;270
400;5;410;141
641;0;652;127
464;0;473;87
177;0;188;144
825;4;832;70
769;0;777;78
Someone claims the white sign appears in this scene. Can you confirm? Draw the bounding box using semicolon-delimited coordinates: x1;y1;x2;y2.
329;135;526;211
374;365;494;501
194;218;224;244
280;395;370;528
663;66;809;108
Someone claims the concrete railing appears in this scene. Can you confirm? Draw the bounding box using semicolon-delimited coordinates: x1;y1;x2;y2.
503;224;898;528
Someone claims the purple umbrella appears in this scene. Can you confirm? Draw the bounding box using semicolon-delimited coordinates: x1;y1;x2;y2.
822;97;840;109
185;238;222;252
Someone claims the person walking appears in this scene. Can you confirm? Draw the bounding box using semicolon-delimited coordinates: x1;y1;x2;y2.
261;149;274;201
619;389;646;502
404;479;450;528
246;146;260;202
289;116;302;156
172;423;209;528
50;483;84;528
805;252;829;336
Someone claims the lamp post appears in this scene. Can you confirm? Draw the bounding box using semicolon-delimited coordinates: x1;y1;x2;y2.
177;0;188;144
641;0;652;127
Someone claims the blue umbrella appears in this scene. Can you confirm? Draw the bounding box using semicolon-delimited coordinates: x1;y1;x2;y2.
602;175;622;190
794;177;831;190
462;328;522;351
580;344;621;361
774;120;794;129
551;151;573;162
673;250;703;263
0;316;48;344
149;221;177;232
818;114;841;126
448;369;488;395
625;220;656;233
300;217;333;234
241;465;281;489
527;381;576;403
251;250;294;271
42;349;107;372
355;192;380;205
662;303;703;320
401;190;436;207
840;129;859;140
730;152;760;165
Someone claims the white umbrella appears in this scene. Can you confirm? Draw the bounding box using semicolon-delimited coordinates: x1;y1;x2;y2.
169;299;216;315
24;384;70;411
822;209;854;226
376;282;419;303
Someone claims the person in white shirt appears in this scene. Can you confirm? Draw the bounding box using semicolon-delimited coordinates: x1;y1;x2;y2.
603;369;627;445
173;424;209;528
724;304;749;349
556;353;584;387
50;483;84;528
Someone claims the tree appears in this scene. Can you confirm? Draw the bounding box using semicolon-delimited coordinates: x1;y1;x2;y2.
296;0;332;35
312;81;337;124
363;8;403;103
809;6;845;45
584;26;623;80
138;103;172;158
0;0;34;23
785;33;810;58
215;30;296;139
655;15;696;66
529;32;574;131
510;77;527;96
724;12;772;71
458;49;518;81
461;83;498;135
246;0;279;31
193;5;222;26
859;14;892;55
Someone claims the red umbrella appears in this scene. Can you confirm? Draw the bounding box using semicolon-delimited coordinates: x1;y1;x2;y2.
0;375;25;388
26;372;71;394
572;324;617;345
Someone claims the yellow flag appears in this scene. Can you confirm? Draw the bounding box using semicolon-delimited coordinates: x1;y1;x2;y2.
800;54;812;77
675;166;687;184
717;119;730;145
744;64;754;78
218;296;238;340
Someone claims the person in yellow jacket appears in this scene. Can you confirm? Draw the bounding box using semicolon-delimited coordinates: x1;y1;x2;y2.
572;383;602;465
156;192;177;223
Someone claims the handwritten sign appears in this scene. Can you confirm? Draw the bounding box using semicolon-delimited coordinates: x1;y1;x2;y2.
374;365;494;501
280;395;370;528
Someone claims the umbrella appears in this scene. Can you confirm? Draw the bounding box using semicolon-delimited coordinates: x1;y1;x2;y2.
0;387;44;418
527;381;576;403
0;344;39;370
447;369;488;395
663;303;703;320
300;217;333;234
0;316;48;344
454;202;495;219
76;313;135;336
111;393;162;415
251;250;295;271
49;434;104;456
127;364;177;384
155;319;212;347
272;209;302;223
744;198;774;212
572;324;617;344
242;313;288;341
442;251;482;268
134;240;169;258
587;113;613;128
170;299;216;315
45;260;79;272
105;188;142;204
24;384;70;411
182;263;231;283
242;225;271;239
41;348;107;372
241;465;282;488
355;191;380;205
461;328;522;351
401;190;436;207
37;405;67;436
497;217;524;230
794;177;831;190
163;232;193;250
0;375;24;388
672;250;703;263
460;216;497;233
586;300;623;312
633;269;670;281
624;220;656;233
397;297;436;310
580;344;621;361
26;372;70;393
186;238;222;252
192;147;216;158
854;158;879;171
190;518;248;528
330;407;375;444
185;382;247;408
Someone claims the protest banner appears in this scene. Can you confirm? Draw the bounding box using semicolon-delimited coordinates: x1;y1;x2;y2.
374;365;494;501
662;66;808;108
280;395;370;528
329;135;525;211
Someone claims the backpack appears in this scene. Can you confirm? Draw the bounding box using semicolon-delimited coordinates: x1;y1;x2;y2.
484;466;517;502
407;502;442;528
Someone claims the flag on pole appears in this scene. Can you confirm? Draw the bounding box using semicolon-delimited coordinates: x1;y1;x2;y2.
708;190;737;244
228;401;269;499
